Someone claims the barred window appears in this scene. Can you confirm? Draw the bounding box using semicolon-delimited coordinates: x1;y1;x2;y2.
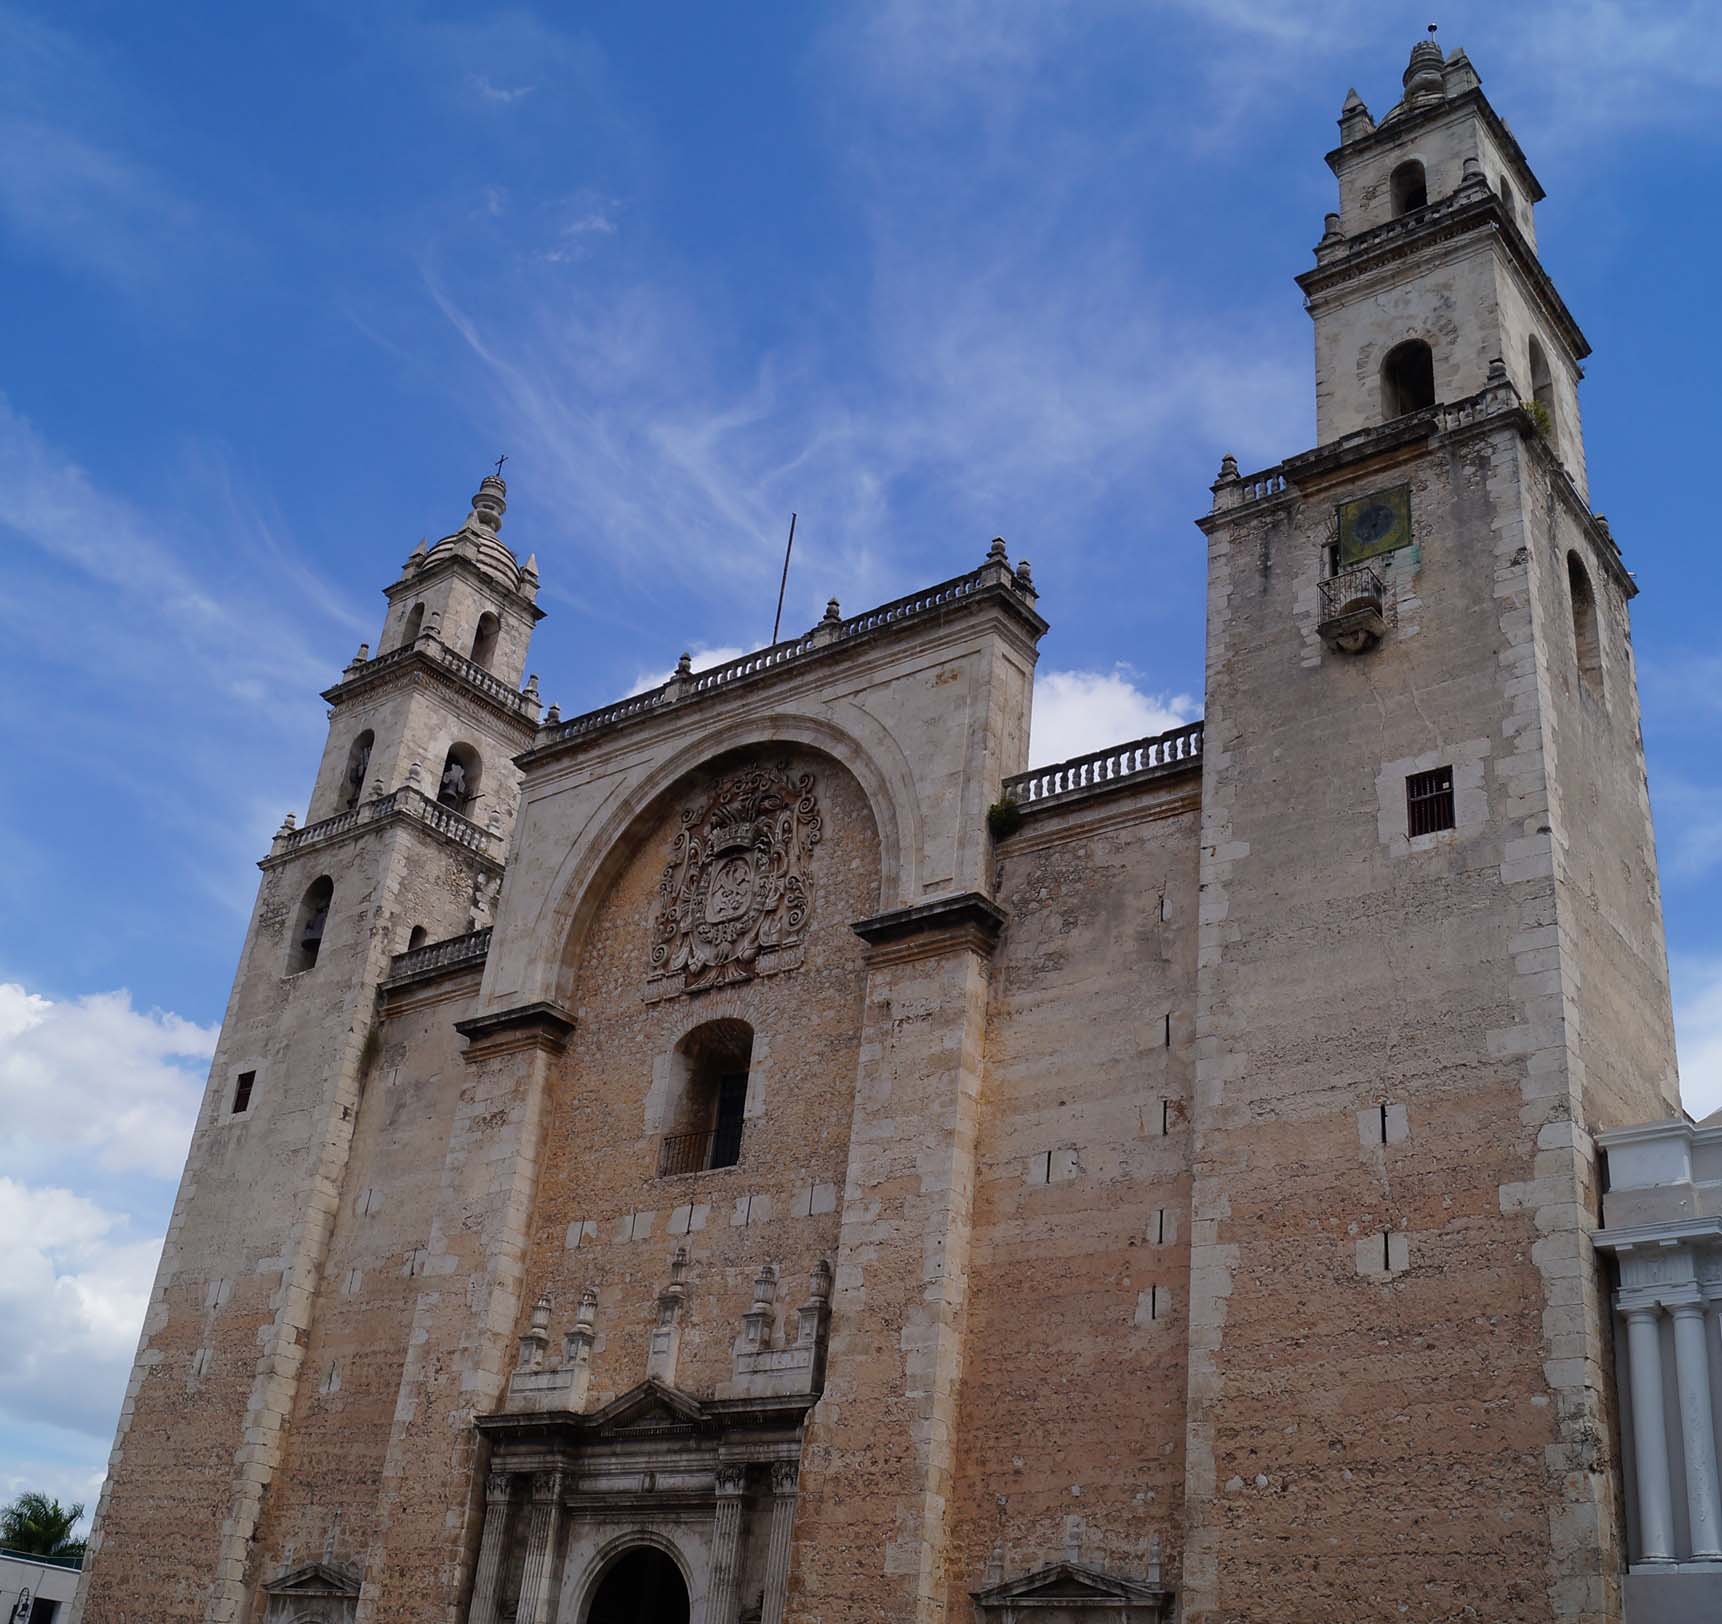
1406;766;1455;837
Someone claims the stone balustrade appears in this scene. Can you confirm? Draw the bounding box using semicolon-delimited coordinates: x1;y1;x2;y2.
385;927;492;985
538;550;1037;750
1001;720;1204;811
264;787;502;867
331;633;539;720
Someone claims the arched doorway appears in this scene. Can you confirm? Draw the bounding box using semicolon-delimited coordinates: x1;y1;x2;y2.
586;1545;689;1624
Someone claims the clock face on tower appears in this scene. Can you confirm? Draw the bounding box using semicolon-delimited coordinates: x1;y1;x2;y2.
1336;483;1412;566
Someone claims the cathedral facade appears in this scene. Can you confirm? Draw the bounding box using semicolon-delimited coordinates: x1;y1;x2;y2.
73;40;1720;1624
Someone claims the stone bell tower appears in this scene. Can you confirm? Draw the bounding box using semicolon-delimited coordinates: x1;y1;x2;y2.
73;477;544;1624
1182;36;1678;1624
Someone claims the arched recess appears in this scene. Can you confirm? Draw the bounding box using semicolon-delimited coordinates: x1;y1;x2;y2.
288;877;334;974
1568;550;1604;701
341;729;374;811
470;611;501;671
401;602;425;648
503;710;921;1014
568;1529;695;1624
1528;335;1556;432
1381;339;1436;419
1390;159;1428;216
438;742;482;816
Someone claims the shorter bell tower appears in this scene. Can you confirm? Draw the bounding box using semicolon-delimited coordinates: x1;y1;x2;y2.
1301;34;1590;496
74;476;545;1624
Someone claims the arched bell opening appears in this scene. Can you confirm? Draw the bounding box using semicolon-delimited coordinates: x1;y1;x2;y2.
1380;339;1435;420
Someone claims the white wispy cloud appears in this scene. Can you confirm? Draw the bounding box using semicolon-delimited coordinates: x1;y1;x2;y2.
1672;956;1722;1123
0;982;212;1182
1030;669;1198;766
468;73;536;104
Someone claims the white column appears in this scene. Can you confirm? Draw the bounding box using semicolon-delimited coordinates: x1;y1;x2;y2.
1671;1300;1722;1559
761;1460;799;1624
1625;1305;1675;1563
467;1471;514;1624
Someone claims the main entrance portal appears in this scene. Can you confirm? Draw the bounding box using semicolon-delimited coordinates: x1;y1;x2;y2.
586;1547;690;1624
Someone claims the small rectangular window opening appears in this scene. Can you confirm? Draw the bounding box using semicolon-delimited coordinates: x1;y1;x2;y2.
1163;1012;1172;1048
1149;1285;1160;1321
1160;1099;1170;1136
1382;1231;1393;1271
1406;766;1455;837
1156;1208;1166;1244
1379;1103;1389;1145
232;1070;256;1114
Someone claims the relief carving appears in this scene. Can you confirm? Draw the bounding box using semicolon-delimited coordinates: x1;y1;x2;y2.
650;763;821;995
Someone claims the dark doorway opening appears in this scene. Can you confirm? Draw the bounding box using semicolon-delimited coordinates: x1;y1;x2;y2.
587;1546;690;1624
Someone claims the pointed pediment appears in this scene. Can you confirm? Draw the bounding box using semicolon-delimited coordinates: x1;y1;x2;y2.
973;1560;1170;1615
262;1561;361;1597
584;1377;707;1434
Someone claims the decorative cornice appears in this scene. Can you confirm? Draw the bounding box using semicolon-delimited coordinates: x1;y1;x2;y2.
1297;183;1588;362
455;1000;576;1059
259;786;505;873
851;891;1006;963
1324;87;1545;203
520;557;1045;769
323;638;540;734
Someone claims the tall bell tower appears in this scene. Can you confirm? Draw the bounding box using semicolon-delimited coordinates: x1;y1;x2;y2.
74;477;544;1624
1183;37;1678;1624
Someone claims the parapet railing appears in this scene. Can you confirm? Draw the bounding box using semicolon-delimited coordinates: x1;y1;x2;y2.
658;1123;744;1178
266;786;502;863
386;926;493;984
1001;719;1204;809
332;635;539;720
541;557;1033;748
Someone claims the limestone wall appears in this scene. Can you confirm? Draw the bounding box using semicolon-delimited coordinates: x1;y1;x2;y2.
945;778;1200;1602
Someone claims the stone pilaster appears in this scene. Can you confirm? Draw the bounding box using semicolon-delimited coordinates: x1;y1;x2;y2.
705;1464;748;1624
514;1470;564;1624
466;1472;513;1624
762;1460;799;1624
792;894;1001;1619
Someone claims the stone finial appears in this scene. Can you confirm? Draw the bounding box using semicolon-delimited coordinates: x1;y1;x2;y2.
986;537;1009;565
517;1292;551;1371
753;1263;777;1312
1147;1531;1163;1585
1217;452;1240;482
738;1263;777;1355
545;702;561;725
370;776;385;799
468;474;507;534
1320;212;1342;242
1013;558;1035;595
405;538;428;572
425;609;442;642
522;551;538;577
1338;87;1374;143
822;597;841;624
523;673;540;699
1461;154;1487;191
648;1250;690;1383
407;760;424;786
487;810;502;835
675;651;693;677
276;812;298;836
1403;33;1445;106
349;642;370;668
1487;356;1508;385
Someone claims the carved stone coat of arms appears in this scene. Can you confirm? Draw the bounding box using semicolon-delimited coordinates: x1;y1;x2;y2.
649;764;822;995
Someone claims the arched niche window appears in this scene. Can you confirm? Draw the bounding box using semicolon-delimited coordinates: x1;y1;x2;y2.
660;1019;752;1176
1381;339;1436;419
437;743;482;816
469;611;501;672
588;1546;689;1623
1568;551;1604;700
406;924;428;951
341;729;374;811
1528;335;1556;429
1390;159;1428;216
401;602;425;648
1498;175;1517;224
289;877;334;974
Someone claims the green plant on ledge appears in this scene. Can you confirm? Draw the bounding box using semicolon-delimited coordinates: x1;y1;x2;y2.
986;799;1023;840
1523;397;1553;438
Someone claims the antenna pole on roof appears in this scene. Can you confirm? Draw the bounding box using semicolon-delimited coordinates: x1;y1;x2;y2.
771;512;797;644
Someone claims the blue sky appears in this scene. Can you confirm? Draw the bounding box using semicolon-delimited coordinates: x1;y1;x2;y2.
2;0;1718;1516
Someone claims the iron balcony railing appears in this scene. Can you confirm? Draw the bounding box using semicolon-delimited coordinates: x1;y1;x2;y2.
657;1121;744;1178
1318;565;1386;625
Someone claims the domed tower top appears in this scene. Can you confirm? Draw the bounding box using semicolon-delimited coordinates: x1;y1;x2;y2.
420;471;527;593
